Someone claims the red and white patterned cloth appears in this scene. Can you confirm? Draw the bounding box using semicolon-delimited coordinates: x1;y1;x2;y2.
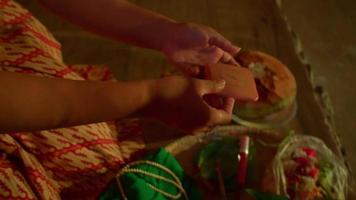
0;1;145;199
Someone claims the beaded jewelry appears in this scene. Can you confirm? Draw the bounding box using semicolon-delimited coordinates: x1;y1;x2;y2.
116;160;188;200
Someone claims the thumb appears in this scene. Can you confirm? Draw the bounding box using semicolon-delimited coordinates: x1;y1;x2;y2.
208;107;232;126
173;62;201;76
200;79;226;95
195;46;224;65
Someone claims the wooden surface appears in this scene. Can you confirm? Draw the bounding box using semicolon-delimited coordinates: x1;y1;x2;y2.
17;0;355;198
280;0;356;183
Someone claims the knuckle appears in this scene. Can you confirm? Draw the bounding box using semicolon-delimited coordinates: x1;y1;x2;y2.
211;110;230;125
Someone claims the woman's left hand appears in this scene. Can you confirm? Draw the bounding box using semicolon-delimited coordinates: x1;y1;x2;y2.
161;22;241;76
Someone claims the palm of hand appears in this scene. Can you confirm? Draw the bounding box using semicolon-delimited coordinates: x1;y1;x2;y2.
162;23;240;76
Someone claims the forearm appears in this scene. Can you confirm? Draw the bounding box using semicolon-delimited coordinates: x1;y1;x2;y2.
0;72;153;132
39;0;177;50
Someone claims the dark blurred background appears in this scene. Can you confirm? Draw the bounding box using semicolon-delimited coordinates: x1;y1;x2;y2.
16;0;356;180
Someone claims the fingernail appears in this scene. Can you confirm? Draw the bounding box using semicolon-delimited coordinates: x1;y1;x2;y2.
216;79;226;88
233;46;241;55
235;46;241;52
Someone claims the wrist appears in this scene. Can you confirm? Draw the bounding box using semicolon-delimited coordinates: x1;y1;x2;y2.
157;21;185;52
136;78;162;119
106;80;157;118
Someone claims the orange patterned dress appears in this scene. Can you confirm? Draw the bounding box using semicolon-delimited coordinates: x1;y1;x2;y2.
0;0;145;199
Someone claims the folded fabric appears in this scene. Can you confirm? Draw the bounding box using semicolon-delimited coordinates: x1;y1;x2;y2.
99;148;202;200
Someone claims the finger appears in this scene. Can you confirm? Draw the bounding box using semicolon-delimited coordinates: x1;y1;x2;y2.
197;79;226;95
209;36;241;56
189;66;200;76
181;64;200;76
169;47;223;68
220;51;239;65
196;46;224;65
222;97;235;114
207;106;232;126
191;126;211;135
172;62;201;76
203;94;224;109
189;46;239;66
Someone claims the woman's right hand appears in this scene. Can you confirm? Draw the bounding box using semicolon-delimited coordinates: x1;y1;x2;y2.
143;76;234;132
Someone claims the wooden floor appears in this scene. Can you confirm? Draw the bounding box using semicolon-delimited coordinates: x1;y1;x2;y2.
18;0;356;190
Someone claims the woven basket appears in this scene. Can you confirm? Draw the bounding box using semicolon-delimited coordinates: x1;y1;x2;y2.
163;125;285;199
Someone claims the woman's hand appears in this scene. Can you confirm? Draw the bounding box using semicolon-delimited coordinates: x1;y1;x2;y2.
40;1;239;76
161;23;241;76
143;76;234;132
